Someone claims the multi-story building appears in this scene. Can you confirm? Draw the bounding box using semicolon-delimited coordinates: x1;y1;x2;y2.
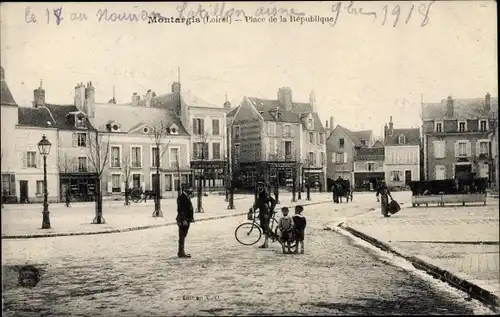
228;87;327;190
383;116;421;188
326;125;373;186
353;146;385;191
422;94;498;181
150;82;228;191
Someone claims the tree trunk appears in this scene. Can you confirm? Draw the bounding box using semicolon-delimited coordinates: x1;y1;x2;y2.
93;176;105;224
153;159;162;217
125;181;130;206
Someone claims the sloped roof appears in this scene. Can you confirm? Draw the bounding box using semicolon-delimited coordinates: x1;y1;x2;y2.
226;105;240;117
422;97;498;120
338;125;372;147
373;140;384;148
150;91;222;110
17;104;96;130
1;66;17;106
354;147;385;161
384;128;420;146
93;102;189;135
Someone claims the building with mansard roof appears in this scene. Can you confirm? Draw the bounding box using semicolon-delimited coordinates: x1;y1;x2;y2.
228;87;327;191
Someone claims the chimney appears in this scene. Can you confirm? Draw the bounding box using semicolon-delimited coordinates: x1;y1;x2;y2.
223;93;231;109
329;116;334;130
384;123;388;138
74;82;86;111
131;92;140;106
171;81;181;95
84;81;96;118
33;80;45;107
485;93;491;111
145;89;153;107
309;90;316;113
277;87;292;110
388;116;394;136
446;96;454;117
325;120;328;129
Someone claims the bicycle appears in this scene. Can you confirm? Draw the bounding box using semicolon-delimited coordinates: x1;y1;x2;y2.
234;208;297;249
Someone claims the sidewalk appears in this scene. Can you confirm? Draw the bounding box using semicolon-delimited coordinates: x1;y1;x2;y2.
1;192;333;239
335;196;500;308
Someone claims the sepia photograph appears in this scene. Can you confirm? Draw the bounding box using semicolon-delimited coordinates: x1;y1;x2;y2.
1;1;498;315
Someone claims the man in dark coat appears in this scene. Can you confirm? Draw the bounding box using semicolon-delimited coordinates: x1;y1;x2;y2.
176;184;194;258
253;181;277;249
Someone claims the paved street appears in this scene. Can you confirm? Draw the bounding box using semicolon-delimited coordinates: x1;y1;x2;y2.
342;194;500;299
1;192;331;237
2;195;494;316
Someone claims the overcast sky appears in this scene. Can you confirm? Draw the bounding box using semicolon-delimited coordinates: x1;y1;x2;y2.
1;1;497;138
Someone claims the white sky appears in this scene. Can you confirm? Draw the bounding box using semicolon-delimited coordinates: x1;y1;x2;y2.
1;1;497;138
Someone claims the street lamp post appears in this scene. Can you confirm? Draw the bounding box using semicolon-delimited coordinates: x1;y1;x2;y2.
305;159;311;201
297;163;302;200
38;135;52;229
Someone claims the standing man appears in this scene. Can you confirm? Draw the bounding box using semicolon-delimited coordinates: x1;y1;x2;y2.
375;180;393;217
254;181;277;249
177;184;194;258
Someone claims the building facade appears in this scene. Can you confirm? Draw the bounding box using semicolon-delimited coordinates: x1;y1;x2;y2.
228;87;327;190
326;125;373;187
422;94;498;181
353;146;385;191
383;117;421;189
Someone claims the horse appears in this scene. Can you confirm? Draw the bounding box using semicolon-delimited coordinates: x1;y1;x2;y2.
332;179;353;203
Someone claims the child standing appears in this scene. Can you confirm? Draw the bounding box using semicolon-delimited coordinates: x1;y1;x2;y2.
292;205;307;254
278;207;294;254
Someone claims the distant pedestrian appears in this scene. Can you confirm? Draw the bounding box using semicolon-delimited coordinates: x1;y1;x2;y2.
292;205;307;254
176;185;194;258
375;181;393;217
65;187;71;207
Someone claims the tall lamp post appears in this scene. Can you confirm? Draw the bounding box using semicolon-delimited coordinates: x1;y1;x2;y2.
38;135;52;229
305;159;311;201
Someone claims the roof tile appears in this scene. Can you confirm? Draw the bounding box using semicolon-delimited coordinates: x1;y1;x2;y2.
384;128;420;146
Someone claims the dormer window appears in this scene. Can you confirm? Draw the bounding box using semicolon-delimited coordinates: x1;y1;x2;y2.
479;119;488;132
106;121;121;132
307;117;313;130
398;134;406;144
75;115;86;129
388;129;393;137
166;124;179;135
458;120;467;132
435;121;443;133
143;127;149;134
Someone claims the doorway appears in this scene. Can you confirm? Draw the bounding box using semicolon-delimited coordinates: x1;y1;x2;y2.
455;163;472;180
405;170;412;185
20;180;29;203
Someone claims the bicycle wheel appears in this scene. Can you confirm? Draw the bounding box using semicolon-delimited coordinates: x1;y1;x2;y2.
235;222;262;246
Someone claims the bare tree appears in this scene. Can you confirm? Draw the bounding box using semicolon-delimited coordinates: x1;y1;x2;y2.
86;129;111;224
150;121;171;217
193;132;211;213
122;155;132;206
57;153;73;207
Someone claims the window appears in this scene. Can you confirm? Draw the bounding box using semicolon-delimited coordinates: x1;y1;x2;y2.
26;151;37;168
212;119;220;136
151;147;159;167
367;163;375;171
435;165;446;180
170;148;179;168
479;141;489;155
283;125;291;137
132;174;141;188
457;141;467;157
269;139;276;156
212;143;221;160
458;121;467;132
284;141;292;158
391;171;401;182
35;180;44;195
235;144;241;158
319;133;324;144
192;118;204;135
433;141;445;159
234;126;240;140
435;122;443;133
308;152;314;165
321;152;326;166
73;132;87;147
339;138;345;148
1;174;16;196
268;122;276;136
479;120;488;132
165;174;172;191
75;115;86;128
398;134;405;144
334;152;345;164
307;118;313;129
78;157;87;172
194;142;208;160
111;146;121;167
111;174;121;193
309;132;314;144
131;146;142;168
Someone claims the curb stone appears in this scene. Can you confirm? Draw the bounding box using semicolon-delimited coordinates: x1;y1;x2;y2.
337;223;500;312
1;200;331;240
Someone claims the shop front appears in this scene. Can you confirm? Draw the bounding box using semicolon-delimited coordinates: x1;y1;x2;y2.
303;167;325;192
59;173;98;202
163;167;193;197
190;160;227;191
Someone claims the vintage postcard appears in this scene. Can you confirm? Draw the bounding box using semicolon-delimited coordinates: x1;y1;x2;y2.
1;1;498;316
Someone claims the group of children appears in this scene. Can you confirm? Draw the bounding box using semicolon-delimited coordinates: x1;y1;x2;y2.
277;205;307;254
